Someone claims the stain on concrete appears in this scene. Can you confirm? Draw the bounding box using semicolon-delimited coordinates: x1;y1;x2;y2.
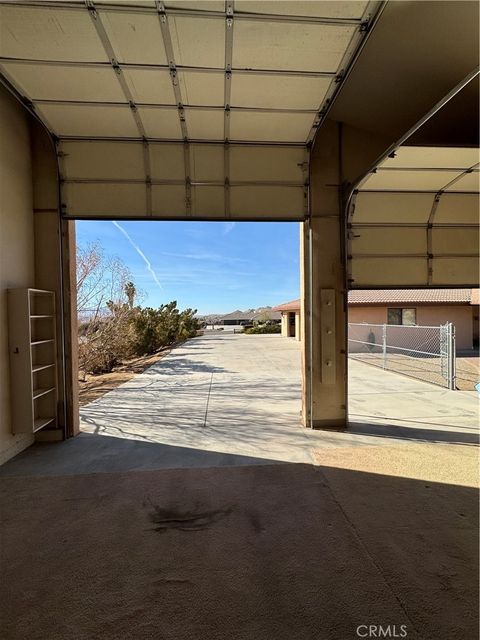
152;578;192;587
146;502;233;532
246;509;265;534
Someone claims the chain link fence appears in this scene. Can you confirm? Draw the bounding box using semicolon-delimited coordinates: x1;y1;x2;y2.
348;322;456;389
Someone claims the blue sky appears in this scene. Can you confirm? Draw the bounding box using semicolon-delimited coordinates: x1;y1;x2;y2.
75;220;300;315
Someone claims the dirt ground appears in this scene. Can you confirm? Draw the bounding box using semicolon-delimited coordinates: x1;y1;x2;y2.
78;348;172;406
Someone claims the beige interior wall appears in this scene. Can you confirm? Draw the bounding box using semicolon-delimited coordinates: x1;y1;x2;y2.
0;86;35;463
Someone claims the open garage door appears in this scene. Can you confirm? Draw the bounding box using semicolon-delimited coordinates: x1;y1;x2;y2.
0;0;382;220
349;145;480;287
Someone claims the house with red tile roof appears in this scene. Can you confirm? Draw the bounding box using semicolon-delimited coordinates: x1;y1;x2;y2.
274;290;479;349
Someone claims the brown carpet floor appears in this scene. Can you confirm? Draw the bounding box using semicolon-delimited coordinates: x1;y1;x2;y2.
0;463;477;640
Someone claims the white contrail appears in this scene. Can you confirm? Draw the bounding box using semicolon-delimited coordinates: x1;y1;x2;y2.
223;221;236;235
111;221;162;290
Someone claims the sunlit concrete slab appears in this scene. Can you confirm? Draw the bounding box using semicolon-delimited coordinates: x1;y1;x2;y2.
349;359;479;434
0;334;309;476
79;333;308;465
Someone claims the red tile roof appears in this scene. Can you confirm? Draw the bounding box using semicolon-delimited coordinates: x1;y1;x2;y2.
273;289;479;311
348;289;475;305
272;299;301;312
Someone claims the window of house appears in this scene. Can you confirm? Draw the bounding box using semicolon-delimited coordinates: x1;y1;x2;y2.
387;308;416;325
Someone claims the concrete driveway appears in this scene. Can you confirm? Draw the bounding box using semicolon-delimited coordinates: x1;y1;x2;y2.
79;332;308;468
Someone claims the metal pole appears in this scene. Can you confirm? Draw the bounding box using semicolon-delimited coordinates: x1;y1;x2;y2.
446;323;452;390
448;322;456;391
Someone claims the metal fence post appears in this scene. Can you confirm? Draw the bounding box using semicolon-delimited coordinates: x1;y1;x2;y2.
447;322;456;390
382;324;387;369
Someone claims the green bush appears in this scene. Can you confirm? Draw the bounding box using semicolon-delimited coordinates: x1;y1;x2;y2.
131;301;200;356
79;297;200;374
244;324;281;334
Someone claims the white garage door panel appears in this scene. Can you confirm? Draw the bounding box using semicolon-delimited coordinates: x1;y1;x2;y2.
362;170;461;191
231;186;304;218
233;21;356;72
230;74;330;110
381;146;480;170
446;170;480;192
431;228;479;254
352;192;434;224
59;141;306;218
138;107;183;138
65;183;147;216
234;1;368;19
350;145;480;287
229;146;305;182
100;11;168;65
0;6;107;62
192;186;225;216
178;72;224;107
351;258;428;287
151;185;187;216
350;228;426;255
61;141;145;180
165;1;223;11
123;69;176;105
0;63;124;103
38;104;138;137
434;194;480;224
150;144;185;181
431;258;480;286
185;109;224;140
190;145;224;182
170;16;225;68
230;111;312;143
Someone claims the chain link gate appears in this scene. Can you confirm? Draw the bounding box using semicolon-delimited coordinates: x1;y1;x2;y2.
348;322;456;389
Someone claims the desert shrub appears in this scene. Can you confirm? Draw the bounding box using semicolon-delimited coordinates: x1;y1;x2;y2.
78;321;91;337
244;324;281;334
79;301;136;375
131;301;200;356
76;241;200;374
131;307;161;355
77;242;138;376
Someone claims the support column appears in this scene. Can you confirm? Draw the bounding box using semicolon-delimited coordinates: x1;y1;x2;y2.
301;119;347;429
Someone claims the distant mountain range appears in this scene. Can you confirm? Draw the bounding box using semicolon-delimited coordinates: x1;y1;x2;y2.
197;306;280;323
